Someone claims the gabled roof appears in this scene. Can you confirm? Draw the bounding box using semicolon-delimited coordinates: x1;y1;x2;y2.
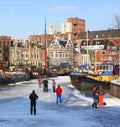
49;40;67;48
59;40;67;47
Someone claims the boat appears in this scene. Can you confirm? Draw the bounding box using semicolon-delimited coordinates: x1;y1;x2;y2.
69;72;88;90
0;76;12;85
110;79;120;98
69;70;115;92
0;66;30;85
47;67;57;77
0;71;30;85
87;70;118;83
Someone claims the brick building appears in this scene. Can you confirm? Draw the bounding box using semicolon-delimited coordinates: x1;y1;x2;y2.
0;36;11;69
74;29;120;72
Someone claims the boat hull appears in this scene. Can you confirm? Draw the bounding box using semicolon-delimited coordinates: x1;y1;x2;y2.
0;71;30;85
0;77;12;85
70;73;110;91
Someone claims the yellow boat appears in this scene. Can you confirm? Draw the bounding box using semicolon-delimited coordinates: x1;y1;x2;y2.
87;74;118;82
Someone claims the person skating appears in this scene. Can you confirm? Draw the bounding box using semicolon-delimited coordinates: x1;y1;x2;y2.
98;85;105;106
55;85;62;103
38;77;42;87
92;87;99;108
29;90;38;115
43;79;48;92
93;85;97;92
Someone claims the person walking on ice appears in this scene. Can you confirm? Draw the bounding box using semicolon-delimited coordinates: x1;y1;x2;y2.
43;79;48;92
92;87;99;108
29;90;38;115
52;79;56;92
55;85;62;103
38;77;42;87
98;85;105;106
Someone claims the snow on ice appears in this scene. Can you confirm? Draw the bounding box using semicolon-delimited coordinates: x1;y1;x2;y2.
0;76;120;127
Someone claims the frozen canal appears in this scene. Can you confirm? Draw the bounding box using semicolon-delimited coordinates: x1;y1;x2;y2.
0;76;120;127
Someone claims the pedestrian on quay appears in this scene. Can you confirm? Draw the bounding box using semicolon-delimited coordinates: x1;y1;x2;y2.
98;85;105;106
55;85;62;103
29;90;38;115
52;79;56;92
92;87;99;108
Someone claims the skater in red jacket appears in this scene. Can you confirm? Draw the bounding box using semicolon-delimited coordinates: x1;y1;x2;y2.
55;85;62;103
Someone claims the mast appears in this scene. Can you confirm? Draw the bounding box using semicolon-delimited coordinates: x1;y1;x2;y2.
86;30;89;68
44;15;47;70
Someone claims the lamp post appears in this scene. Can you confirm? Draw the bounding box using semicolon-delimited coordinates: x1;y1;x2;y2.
44;15;47;73
86;30;89;69
94;50;97;74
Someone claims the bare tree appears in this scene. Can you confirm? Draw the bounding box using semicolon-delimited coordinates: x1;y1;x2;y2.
114;15;120;29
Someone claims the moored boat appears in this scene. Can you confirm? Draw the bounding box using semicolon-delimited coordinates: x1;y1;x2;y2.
0;66;30;85
69;71;113;92
87;70;118;83
0;76;12;85
6;71;30;83
110;79;120;98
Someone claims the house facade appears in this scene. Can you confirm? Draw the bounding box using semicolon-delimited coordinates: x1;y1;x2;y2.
0;36;11;69
73;29;120;71
49;35;73;67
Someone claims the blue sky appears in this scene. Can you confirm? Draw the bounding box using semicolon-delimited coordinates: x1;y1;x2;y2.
0;0;120;39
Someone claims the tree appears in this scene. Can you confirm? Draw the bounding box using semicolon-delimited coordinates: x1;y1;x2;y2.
114;15;120;29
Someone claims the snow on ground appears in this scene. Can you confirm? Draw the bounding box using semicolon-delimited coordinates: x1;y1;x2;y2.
0;76;120;127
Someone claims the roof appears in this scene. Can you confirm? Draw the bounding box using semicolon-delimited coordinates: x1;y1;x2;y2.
79;29;120;39
59;40;67;47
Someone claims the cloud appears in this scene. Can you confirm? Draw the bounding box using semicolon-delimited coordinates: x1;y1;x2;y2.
48;6;77;12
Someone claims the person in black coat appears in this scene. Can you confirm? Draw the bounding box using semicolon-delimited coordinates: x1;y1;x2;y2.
43;79;48;92
92;88;99;108
29;90;38;115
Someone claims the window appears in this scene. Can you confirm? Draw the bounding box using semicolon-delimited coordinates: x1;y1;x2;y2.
55;53;58;57
59;52;62;57
50;52;54;57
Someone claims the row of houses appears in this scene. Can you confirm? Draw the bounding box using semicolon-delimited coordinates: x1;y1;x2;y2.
0;17;120;71
0;29;119;71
